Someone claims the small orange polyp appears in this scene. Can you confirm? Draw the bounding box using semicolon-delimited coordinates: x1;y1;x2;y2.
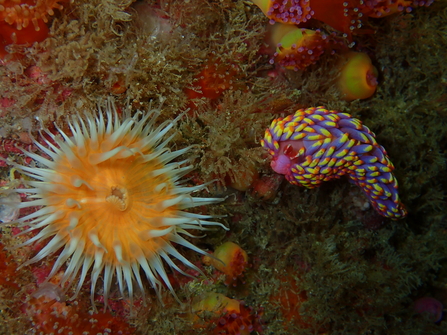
270;23;329;70
204;241;248;285
192;293;241;319
191;293;259;335
337;51;379;101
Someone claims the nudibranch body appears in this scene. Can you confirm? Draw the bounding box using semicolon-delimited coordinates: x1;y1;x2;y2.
261;107;407;219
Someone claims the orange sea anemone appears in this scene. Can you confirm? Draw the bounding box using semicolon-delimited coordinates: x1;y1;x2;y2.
3;101;228;308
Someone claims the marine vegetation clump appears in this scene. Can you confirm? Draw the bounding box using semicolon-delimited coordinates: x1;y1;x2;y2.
0;0;138;131
0;0;270;126
243;178;447;334
180;90;269;190
32;0;198;115
356;2;447;227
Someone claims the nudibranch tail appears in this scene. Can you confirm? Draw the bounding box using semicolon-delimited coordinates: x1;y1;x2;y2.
261;107;407;219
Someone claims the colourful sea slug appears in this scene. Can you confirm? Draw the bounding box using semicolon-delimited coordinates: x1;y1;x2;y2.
261;107;407;219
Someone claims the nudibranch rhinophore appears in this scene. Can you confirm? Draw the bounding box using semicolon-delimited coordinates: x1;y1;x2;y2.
261;107;407;219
